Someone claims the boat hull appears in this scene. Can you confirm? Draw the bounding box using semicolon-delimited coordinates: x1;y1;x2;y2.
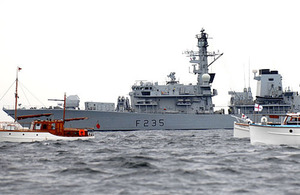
3;109;235;130
0;130;94;142
249;124;300;145
233;122;250;138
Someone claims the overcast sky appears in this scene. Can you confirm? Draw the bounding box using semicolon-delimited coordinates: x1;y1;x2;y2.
1;0;300;120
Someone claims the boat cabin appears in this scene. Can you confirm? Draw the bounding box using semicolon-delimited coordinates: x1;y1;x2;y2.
31;119;88;137
283;113;300;125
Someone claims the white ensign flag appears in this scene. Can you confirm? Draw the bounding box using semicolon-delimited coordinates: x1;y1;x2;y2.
254;104;263;112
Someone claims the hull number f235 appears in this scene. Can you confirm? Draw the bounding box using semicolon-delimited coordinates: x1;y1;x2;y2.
135;119;165;127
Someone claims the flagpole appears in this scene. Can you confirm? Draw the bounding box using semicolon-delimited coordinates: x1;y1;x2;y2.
254;104;257;124
254;103;263;124
255;111;257;124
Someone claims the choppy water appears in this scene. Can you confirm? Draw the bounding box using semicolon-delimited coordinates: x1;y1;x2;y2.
1;130;300;195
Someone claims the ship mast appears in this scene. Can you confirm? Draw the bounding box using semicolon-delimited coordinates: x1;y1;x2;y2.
14;67;21;122
196;29;209;85
184;29;223;86
48;94;67;124
182;29;223;113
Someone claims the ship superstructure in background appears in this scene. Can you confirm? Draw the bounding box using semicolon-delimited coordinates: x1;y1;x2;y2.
229;69;300;116
2;29;237;130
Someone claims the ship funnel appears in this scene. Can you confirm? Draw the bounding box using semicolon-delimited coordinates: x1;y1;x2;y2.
255;69;283;98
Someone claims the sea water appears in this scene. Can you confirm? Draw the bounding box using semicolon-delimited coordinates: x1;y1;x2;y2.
1;130;300;194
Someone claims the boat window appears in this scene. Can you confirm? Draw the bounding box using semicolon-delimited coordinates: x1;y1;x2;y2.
42;124;47;130
35;123;41;130
268;78;274;81
52;123;55;130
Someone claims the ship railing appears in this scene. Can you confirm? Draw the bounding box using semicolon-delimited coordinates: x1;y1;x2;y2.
3;105;63;110
0;121;32;130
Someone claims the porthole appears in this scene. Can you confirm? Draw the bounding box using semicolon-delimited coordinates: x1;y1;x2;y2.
289;129;293;133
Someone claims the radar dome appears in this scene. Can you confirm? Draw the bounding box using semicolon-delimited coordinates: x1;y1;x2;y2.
202;74;210;83
66;95;80;109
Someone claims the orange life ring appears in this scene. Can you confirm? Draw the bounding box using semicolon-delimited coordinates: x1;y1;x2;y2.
79;129;85;136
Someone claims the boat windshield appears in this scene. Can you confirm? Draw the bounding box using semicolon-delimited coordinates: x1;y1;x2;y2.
285;115;300;125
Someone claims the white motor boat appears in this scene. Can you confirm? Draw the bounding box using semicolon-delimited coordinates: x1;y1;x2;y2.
250;113;300;145
232;115;252;138
234;122;250;138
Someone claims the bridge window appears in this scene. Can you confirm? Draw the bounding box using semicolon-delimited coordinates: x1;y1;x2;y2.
142;91;151;95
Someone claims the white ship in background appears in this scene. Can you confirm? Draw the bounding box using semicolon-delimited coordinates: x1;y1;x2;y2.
229;69;300;117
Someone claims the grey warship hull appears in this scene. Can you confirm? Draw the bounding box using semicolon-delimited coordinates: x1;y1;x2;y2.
3;29;237;130
3;109;235;130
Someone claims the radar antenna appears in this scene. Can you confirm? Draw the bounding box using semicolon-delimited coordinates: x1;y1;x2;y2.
183;28;222;86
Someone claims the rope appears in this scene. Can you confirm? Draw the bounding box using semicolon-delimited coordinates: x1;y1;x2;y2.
0;80;15;101
19;81;46;107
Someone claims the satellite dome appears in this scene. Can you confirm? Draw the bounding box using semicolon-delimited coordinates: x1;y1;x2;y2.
66;95;80;109
202;74;210;83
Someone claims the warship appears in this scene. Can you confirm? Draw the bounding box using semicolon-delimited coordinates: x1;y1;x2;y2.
229;68;300;122
3;29;236;130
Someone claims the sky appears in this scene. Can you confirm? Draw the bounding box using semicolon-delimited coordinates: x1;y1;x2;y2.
1;0;300;120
